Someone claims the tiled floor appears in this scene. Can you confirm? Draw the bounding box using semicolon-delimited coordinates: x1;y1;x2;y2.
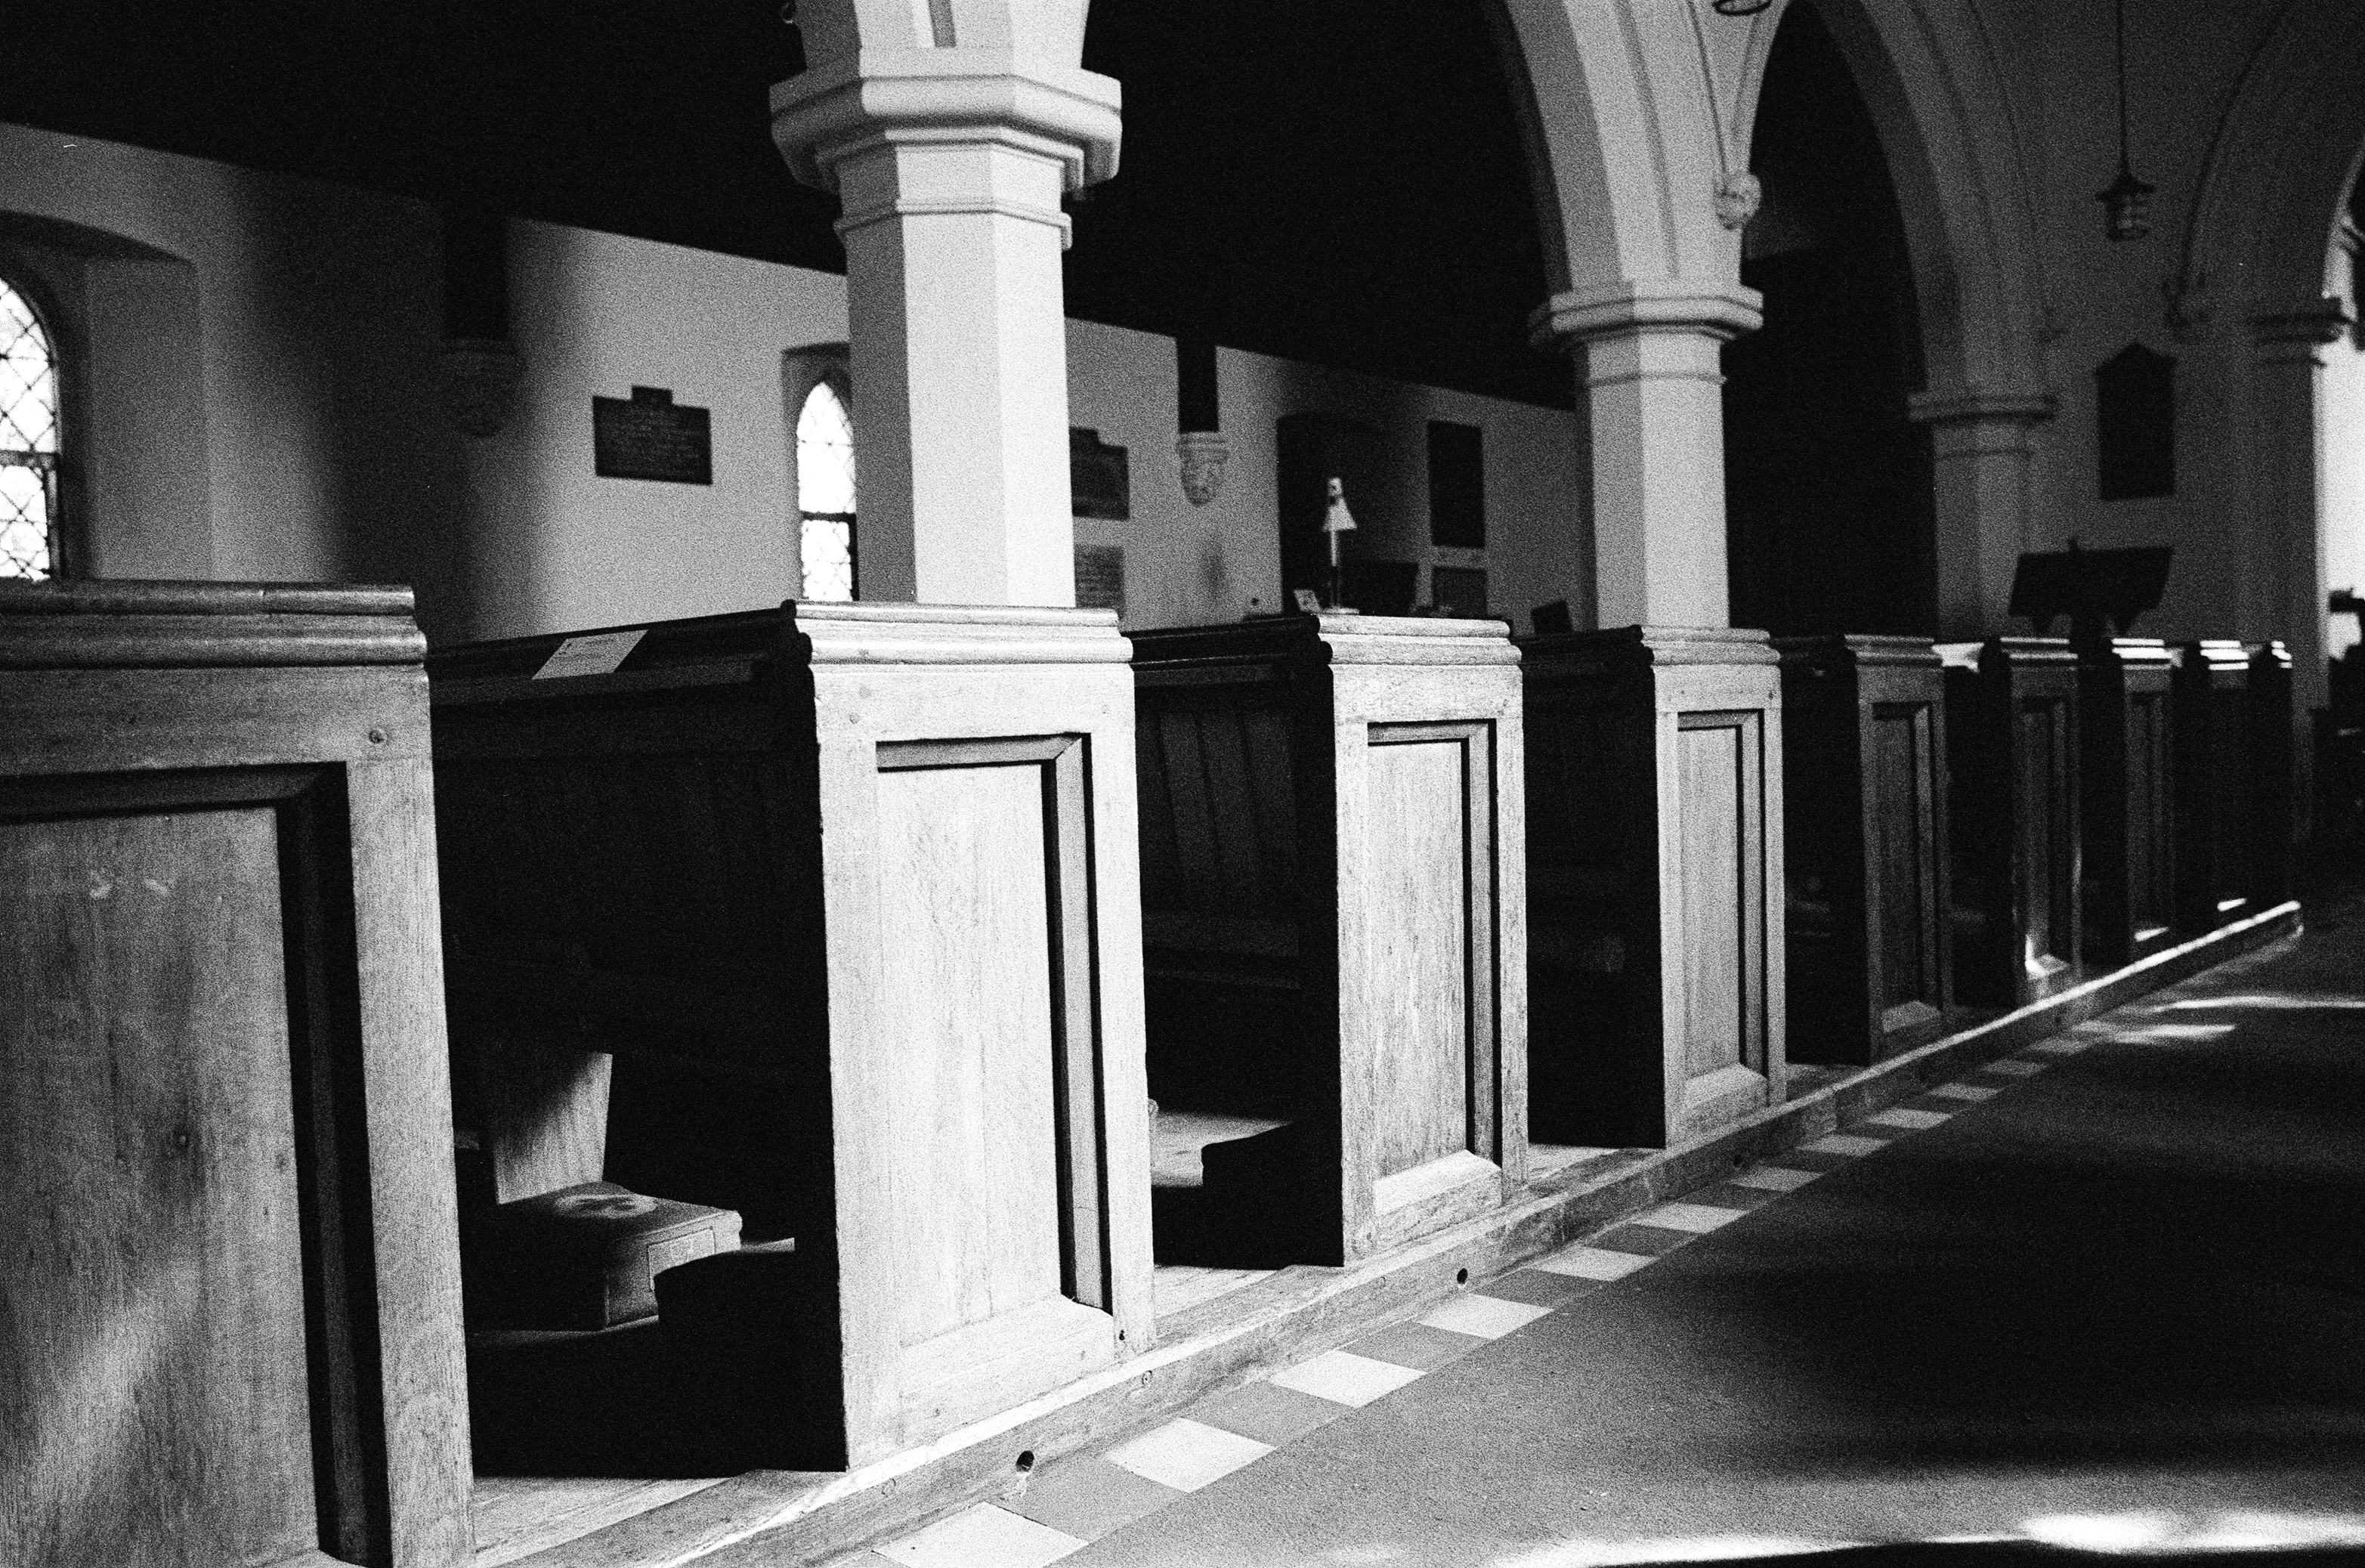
840;1024;2106;1568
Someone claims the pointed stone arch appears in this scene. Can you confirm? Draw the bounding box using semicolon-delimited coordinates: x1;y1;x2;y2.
2170;0;2365;722
1737;0;2053;634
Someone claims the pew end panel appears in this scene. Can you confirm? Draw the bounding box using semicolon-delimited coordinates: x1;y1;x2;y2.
2079;638;2179;966
1943;638;2082;1008
2249;641;2295;905
0;580;473;1568
1776;636;1952;1065
428;602;1152;1471
1131;615;1526;1266
1520;627;1787;1149
2172;640;2261;934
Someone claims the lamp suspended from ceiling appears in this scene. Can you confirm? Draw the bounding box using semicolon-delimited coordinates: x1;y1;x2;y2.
2098;0;2153;241
1711;0;1773;14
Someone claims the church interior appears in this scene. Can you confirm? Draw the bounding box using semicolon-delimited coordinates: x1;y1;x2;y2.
5;1;2365;1563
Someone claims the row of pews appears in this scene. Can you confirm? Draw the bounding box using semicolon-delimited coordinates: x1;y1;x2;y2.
0;581;2292;1566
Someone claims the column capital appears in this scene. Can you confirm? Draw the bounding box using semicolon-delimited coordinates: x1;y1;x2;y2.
771;51;1123;194
1527;277;1763;353
1906;384;2058;430
2249;295;2354;364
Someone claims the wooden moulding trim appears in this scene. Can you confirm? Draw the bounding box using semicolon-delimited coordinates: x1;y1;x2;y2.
796;602;1129;666
1130;615;1519;673
1519;625;1780;670
799;625;1130;667
0;579;416;619
1983;637;2079;666
2091;639;2178;672
1772;635;1942;672
2181;639;2253;673
0;616;426;669
793;602;1121;631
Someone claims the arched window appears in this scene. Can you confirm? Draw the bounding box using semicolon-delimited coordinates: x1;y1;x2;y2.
0;277;61;580
797;378;856;602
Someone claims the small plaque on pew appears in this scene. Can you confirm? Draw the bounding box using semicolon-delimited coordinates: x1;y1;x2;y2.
465;1180;741;1331
533;628;646;681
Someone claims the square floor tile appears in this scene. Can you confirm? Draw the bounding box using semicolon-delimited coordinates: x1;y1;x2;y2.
1688;1180;1785;1209
1638;1201;1744;1234
1981;1059;2045;1078
1351;1320;1482;1370
1269;1350;1425;1408
1004;1458;1182;1542
1728;1164;1820;1192
1804;1133;1890;1157
1589;1223;1694;1257
1531;1244;1652;1281
1102;1418;1274;1493
1419;1292;1556;1340
1479;1268;1596;1307
1928;1082;1999;1102
1870;1107;1951;1131
1190;1379;1350;1446
880;1504;1084;1568
1771;1149;1861;1174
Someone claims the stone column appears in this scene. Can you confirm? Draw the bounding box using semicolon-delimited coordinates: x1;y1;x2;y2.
774;54;1121;607
1531;280;1762;629
1906;385;2056;640
2249;298;2353;719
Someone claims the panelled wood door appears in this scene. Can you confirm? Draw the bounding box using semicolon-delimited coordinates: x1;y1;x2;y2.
0;784;387;1568
867;735;1118;1432
1358;718;1503;1245
1869;697;1945;1035
2016;693;2079;982
2126;687;2175;938
1670;709;1771;1124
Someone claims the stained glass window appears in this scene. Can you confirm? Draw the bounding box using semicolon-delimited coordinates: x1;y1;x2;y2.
797;379;856;602
0;279;60;580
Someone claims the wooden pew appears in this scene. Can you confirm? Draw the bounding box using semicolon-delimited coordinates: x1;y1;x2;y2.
2172;639;2295;930
428;602;1152;1469
1943;637;2082;1007
1775;635;1952;1065
0;581;472;1568
1130;614;1526;1265
2249;640;2296;907
2079;637;2179;965
1521;627;1786;1146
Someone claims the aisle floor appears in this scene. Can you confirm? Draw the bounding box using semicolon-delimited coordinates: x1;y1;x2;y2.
854;902;2365;1568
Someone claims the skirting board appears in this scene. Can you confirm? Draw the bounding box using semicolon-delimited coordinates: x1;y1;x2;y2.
505;899;2300;1568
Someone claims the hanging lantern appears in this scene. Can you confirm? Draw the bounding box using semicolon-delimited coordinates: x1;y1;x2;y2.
2098;166;2154;243
1711;0;1773;14
2098;0;2153;242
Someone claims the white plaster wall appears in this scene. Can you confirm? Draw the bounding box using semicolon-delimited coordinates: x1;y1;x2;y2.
0;125;1584;646
462;221;847;640
2320;243;2365;659
1067;321;1585;632
471;233;1583;641
0;123;462;631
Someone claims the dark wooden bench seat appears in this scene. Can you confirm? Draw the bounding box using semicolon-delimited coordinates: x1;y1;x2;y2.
1130;613;1526;1265
428;601;1154;1469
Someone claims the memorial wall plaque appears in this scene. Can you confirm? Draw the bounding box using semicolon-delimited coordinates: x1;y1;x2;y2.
595;385;713;484
1071;428;1131;520
1076;544;1126;615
